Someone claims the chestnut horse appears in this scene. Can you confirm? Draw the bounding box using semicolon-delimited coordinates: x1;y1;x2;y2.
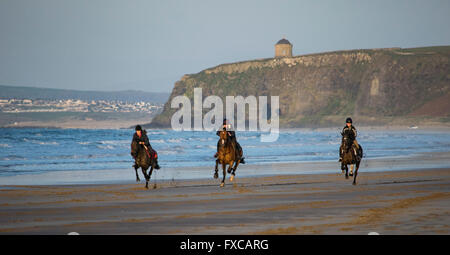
214;130;242;187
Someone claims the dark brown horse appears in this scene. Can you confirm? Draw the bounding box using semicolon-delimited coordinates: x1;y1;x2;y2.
340;131;363;185
131;141;157;189
214;130;242;187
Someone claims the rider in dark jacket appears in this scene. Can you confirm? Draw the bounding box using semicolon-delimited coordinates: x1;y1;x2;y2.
339;117;360;162
131;125;160;169
215;119;245;164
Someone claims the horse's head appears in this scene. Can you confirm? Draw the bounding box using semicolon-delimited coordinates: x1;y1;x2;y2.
341;131;353;152
218;130;230;147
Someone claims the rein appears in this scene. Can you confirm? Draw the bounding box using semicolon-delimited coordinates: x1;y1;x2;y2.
143;144;153;160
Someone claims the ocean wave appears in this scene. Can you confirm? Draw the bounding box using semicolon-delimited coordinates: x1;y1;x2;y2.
188;137;215;142
96;145;115;150
158;150;179;155
148;131;168;135
36;141;59;145
23;138;58;145
239;136;259;140
39;154;115;160
100;140;129;145
168;138;185;143
0;143;10;148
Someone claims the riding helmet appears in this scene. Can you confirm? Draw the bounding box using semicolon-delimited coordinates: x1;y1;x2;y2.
135;125;142;131
346;117;352;124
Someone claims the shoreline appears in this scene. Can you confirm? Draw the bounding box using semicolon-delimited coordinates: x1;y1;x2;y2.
1;151;449;186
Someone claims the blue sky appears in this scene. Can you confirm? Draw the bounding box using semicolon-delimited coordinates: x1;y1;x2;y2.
1;0;449;92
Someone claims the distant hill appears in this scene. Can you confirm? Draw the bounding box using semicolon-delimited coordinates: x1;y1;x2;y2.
150;46;450;128
0;85;170;104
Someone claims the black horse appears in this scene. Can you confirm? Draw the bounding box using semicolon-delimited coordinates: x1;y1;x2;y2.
131;141;158;189
340;131;363;185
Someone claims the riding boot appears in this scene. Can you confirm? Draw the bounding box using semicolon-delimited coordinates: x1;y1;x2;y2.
356;151;361;161
353;148;360;161
237;151;246;164
151;151;160;169
154;159;161;169
354;141;362;161
235;142;245;164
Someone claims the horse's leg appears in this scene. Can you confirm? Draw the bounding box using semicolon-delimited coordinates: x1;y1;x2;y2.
149;165;154;182
230;160;240;182
220;163;226;187
353;161;360;185
149;164;155;189
345;164;349;179
214;159;219;179
134;166;140;182
142;167;149;189
227;162;233;173
227;162;234;181
349;164;354;176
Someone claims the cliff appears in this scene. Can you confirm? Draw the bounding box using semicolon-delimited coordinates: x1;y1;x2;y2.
149;46;450;128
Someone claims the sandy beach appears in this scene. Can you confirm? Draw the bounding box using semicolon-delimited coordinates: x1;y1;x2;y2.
0;166;449;235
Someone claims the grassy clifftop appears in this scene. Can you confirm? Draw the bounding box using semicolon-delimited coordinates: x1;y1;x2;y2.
150;46;450;128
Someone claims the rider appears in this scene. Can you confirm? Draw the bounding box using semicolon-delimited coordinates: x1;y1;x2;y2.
339;117;360;162
131;125;160;169
214;118;246;164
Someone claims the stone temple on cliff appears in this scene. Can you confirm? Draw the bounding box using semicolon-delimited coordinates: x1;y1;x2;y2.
275;38;293;58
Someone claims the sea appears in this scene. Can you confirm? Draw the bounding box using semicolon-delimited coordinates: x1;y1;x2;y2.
1;128;450;185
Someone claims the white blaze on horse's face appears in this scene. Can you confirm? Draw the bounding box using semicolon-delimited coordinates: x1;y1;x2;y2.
221;139;225;145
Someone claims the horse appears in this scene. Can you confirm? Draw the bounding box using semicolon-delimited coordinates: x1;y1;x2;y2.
131;141;157;189
340;131;363;185
214;130;242;187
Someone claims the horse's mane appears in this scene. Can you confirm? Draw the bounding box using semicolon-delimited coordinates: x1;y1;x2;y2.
218;129;232;145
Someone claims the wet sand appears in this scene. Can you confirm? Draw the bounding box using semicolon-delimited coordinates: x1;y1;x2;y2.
0;167;449;235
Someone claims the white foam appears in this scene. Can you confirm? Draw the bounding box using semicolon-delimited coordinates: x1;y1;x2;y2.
168;138;184;143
